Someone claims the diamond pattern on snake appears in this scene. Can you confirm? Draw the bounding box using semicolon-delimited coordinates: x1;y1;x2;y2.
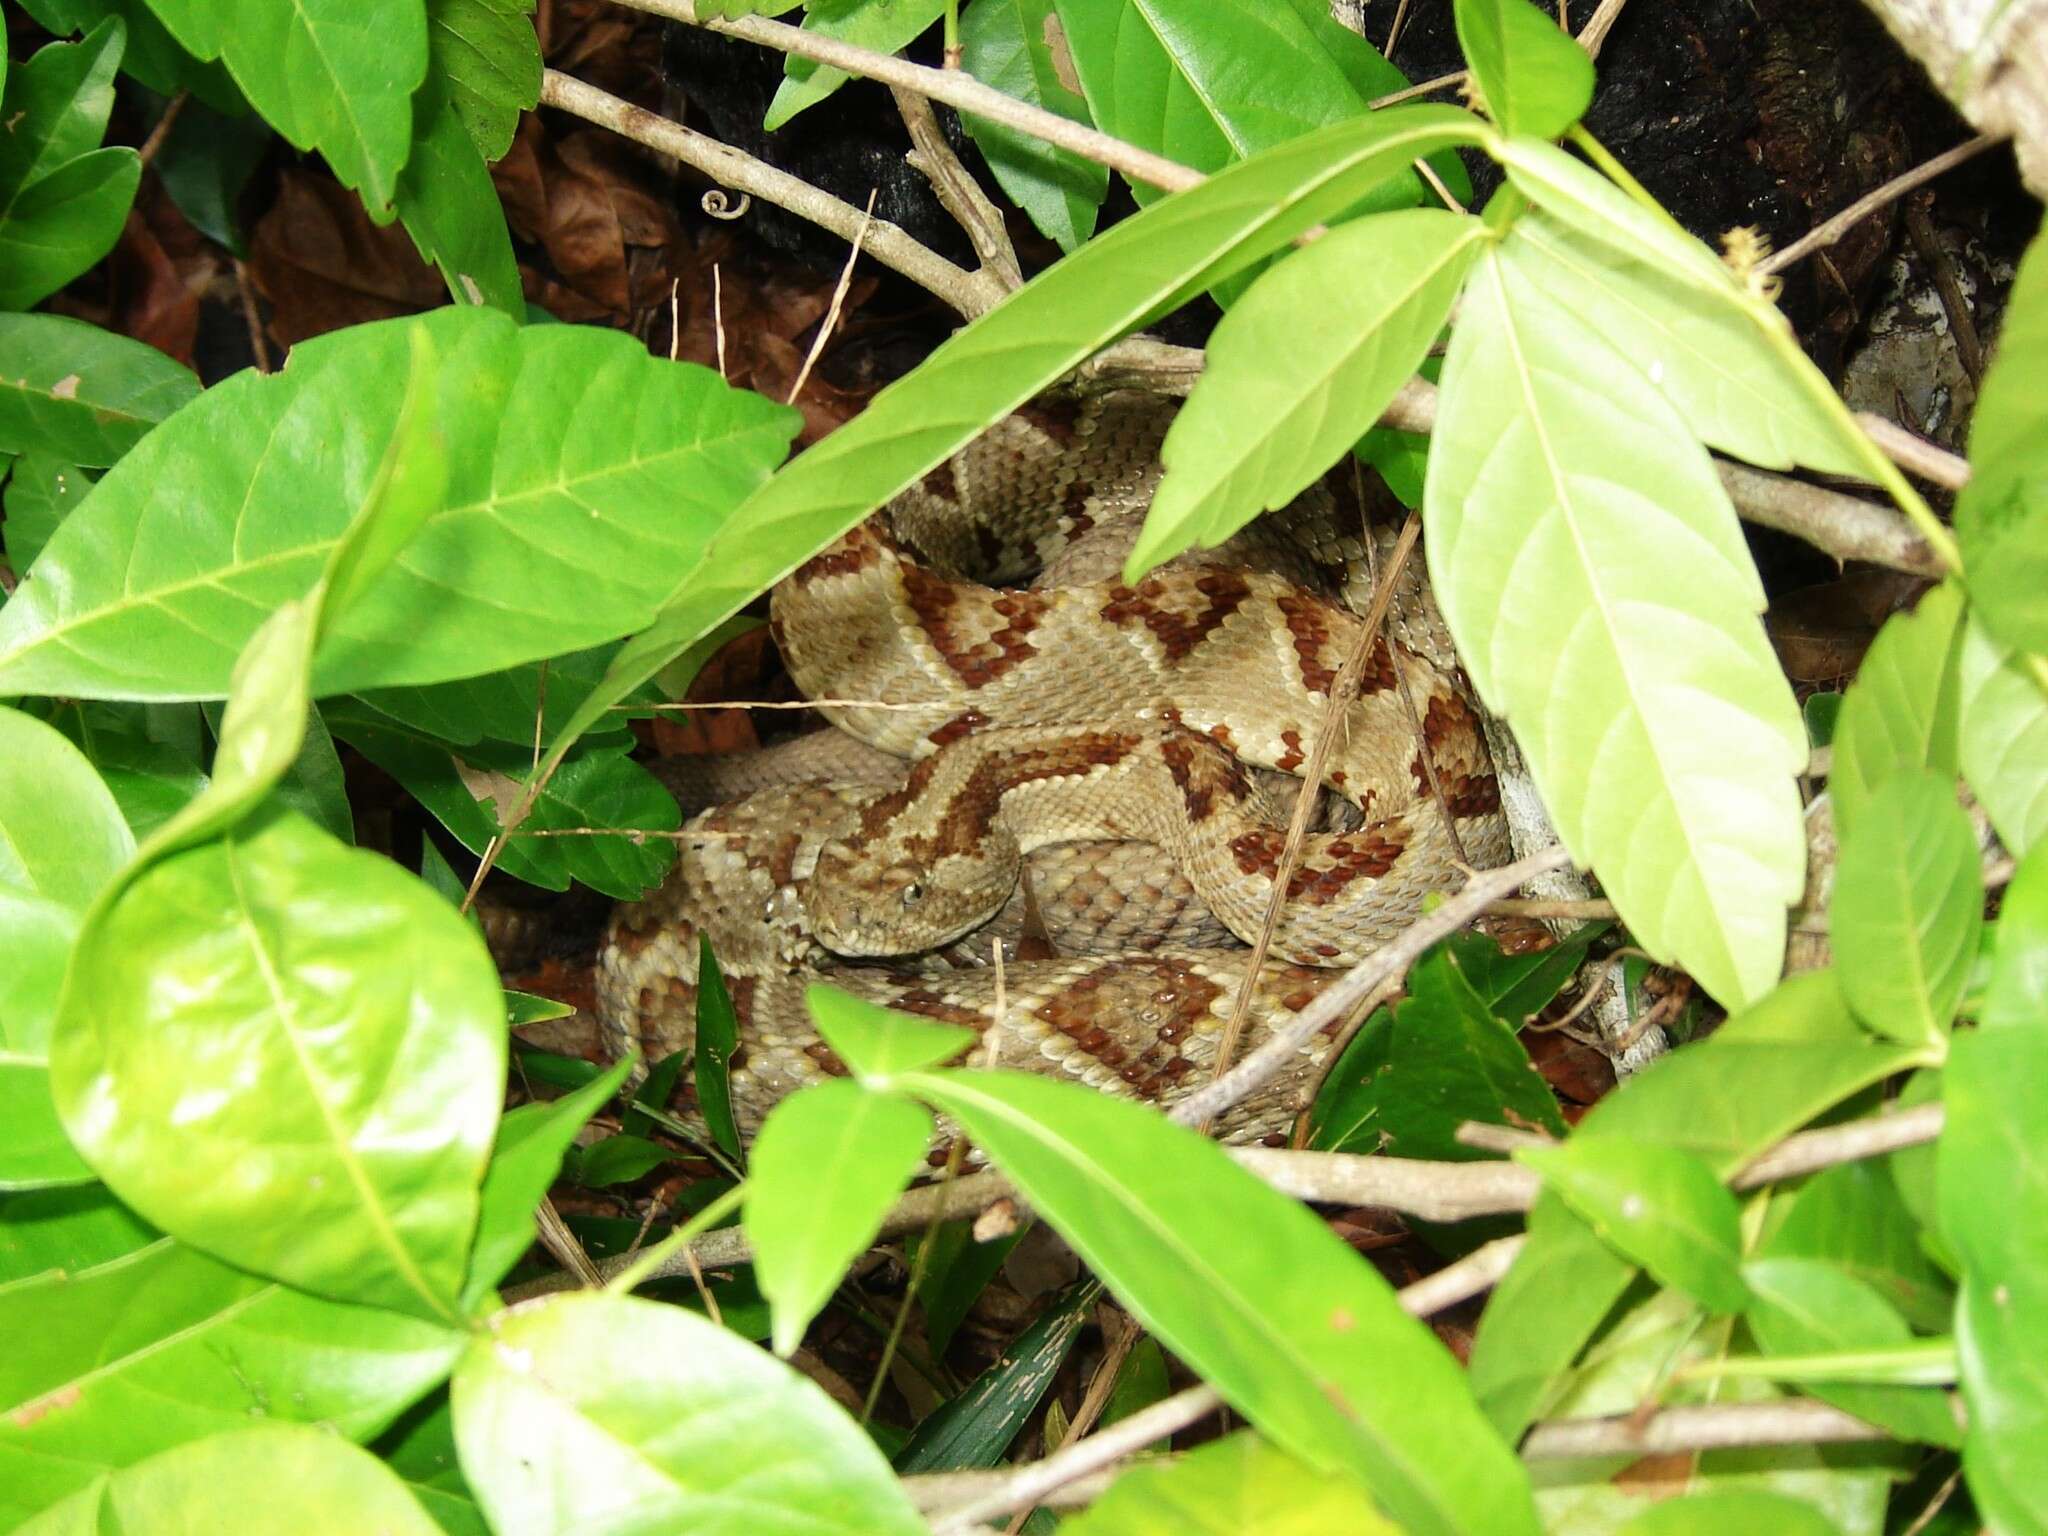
598;391;1509;1146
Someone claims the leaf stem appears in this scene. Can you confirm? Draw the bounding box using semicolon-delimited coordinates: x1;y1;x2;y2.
1566;125;1688;243
606;1181;747;1295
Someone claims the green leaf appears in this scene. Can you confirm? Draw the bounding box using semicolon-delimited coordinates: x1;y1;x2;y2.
12;1421;445;1534
151;95;272;254
331;718;680;897
1741;1256;1961;1446
0;704;135;908
1958;609;2048;857
1052;0;1431;210
15;0;243;108
695;935;745;1164
49;809;506;1322
450;1291;926;1536
0;887;92;1188
0;1238;460;1527
808;982;979;1078
546;105;1486;775
354;642;649;747
377;1396;492;1536
749;1078;933;1356
0;21;141;311
49;701;208;843
1761;1161;1954;1333
4;453;93;573
765;0;947;128
1831;583;1965;840
911;1218;1029;1358
958;0;1106;252
1131;209;1485;576
1616;1490;1845;1536
1055;1431;1401;1535
0;1181;154;1281
1311;941;1566;1162
1943;844;2048;1527
1956;219;2048;654
1453;0;1593;138
0;308;802;702
427;0;540;161
0;314;198;468
464;1057;633;1308
1518;1137;1750;1313
900;1069;1539;1536
1831;770;1981;1046
395;69;524;314
1470;970;1928;1437
1426;243;1806;1008
143;0;428;217
1502;212;1869;478
895;1279;1096;1473
569;1132;671;1188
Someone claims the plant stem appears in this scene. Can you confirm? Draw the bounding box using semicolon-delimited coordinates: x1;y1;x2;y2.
606;1182;747;1295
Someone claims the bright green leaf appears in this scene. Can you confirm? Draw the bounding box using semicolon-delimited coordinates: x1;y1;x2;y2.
464;1057;633;1309
808;982;978;1078
0;704;134;908
450;1291;927;1536
3;453;93;572
1940;849;2048;1535
901;1068;1539;1536
12;1421;444;1535
395;69;524;314
0;1181;154;1281
142;0;427;217
765;0;946;128
0;309;801;702
50;810;506;1322
1831;770;1981;1047
377;1395;492;1536
428;0;540;161
1616;1490;1845;1536
1761;1160;1954;1333
0;314;198;468
0;20;142;310
15;0;243;108
750;1078;933;1355
0;1238;460;1527
1453;0;1593;138
1132;208;1485;576
0;887;92;1188
1518;1136;1750;1313
1427;244;1807;1008
695;935;745;1164
958;0;1106;252
1056;1431;1400;1535
1742;1256;1961;1446
1956;218;2048;654
1958;609;2048;856
1502;212;1869;478
1831;582;1965;839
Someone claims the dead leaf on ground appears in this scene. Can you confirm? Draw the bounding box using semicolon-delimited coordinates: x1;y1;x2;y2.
48;183;218;366
248;168;446;344
495;118;680;322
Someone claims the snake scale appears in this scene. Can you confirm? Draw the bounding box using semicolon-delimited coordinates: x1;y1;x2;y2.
597;392;1510;1145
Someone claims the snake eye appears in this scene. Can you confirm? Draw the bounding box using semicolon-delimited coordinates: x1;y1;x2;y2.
901;881;925;907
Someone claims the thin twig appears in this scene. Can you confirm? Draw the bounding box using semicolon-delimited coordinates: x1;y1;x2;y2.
1855;412;1971;490
1367;69;1470;109
1760;134;2000;276
1485;896;1619;920
137;90;190;169
789;187;878;405
231;259;271;373
1521;1398;1892;1459
1203;514;1425;1124
638;0;1203;195
892;85;1024;292
540;70;1001;319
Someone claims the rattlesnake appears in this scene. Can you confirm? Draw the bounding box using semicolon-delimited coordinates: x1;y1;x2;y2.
597;393;1509;1145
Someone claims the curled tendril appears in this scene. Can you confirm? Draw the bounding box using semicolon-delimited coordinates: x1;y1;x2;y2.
702;189;752;221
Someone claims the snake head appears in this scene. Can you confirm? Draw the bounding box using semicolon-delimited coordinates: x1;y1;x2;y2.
806;840;1017;958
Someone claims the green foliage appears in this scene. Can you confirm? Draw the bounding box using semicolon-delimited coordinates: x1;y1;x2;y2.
765;0;947;127
1055;1432;1401;1535
957;0;1106;251
1955;220;2048;654
449;1291;928;1536
0;21;140;311
4;7;2044;1531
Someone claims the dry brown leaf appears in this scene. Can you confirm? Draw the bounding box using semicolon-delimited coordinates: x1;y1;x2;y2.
247;168;445;345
